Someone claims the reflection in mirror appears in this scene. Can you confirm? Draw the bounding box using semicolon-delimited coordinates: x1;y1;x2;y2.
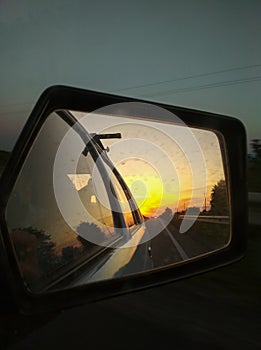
6;105;230;293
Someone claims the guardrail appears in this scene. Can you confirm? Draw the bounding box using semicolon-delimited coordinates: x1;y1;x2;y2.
178;193;261;226
178;215;229;224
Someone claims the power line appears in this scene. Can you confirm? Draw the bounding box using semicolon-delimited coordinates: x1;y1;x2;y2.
1;63;261;110
139;75;261;98
115;63;261;93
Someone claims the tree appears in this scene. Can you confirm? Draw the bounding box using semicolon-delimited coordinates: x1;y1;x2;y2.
76;222;106;246
159;207;173;225
250;139;261;161
12;226;60;284
210;180;229;215
61;246;80;262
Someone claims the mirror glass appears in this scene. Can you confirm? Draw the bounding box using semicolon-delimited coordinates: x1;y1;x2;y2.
6;103;230;293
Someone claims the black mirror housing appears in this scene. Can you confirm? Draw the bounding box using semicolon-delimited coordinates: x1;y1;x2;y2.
0;85;247;314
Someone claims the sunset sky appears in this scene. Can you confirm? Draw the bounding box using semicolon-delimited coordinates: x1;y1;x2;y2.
72;110;225;217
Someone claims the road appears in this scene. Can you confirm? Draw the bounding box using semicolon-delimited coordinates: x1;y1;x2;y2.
146;218;188;267
71;224;153;285
148;217;230;268
67;218;185;285
72;216;232;285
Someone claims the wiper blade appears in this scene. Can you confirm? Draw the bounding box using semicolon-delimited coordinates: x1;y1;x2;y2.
90;133;122;151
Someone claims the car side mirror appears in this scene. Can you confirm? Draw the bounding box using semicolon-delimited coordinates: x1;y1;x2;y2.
0;85;247;314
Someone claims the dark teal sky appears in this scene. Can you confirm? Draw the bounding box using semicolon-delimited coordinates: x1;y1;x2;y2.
0;0;261;150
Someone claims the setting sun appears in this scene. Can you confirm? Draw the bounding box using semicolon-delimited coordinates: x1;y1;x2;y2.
124;175;164;217
72;111;226;218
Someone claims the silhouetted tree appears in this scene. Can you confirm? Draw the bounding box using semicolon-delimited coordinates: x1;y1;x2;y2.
250;139;261;160
159;207;173;225
76;222;106;246
186;207;200;215
61;245;84;263
12;226;60;278
210;180;229;215
27;227;61;272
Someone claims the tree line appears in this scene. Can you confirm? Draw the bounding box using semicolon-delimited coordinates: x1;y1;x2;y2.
248;139;261;192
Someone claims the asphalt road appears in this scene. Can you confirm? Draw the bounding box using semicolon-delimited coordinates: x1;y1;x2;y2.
148;217;229;268
2;223;260;350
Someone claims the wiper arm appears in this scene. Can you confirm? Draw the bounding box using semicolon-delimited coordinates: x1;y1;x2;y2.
90;133;122;151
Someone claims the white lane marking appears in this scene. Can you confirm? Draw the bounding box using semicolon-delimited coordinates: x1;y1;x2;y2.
158;219;188;260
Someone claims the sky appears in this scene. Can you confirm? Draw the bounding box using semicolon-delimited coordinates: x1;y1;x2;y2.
71;111;225;216
0;0;261;152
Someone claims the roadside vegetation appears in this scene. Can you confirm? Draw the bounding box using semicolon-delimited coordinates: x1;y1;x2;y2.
248;139;261;192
